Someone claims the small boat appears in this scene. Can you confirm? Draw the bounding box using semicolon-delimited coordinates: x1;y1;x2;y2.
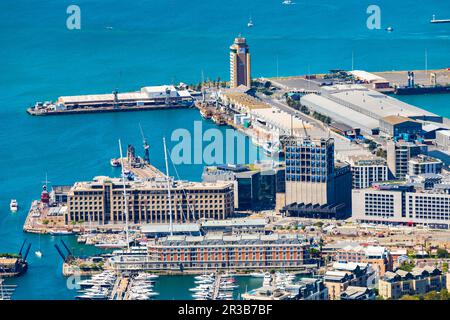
247;17;254;28
194;273;214;281
35;250;43;258
282;0;295;5
134;273;159;280
386;26;394;32
110;158;121;167
430;14;450;24
199;108;212;120
10;200;18;212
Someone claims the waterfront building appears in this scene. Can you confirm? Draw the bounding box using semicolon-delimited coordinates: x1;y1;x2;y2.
109;233;313;272
436;130;450;151
139;218;268;238
200;218;267;235
140;224;201;238
378;266;447;299
241;286;292;300
334;245;393;276
300;94;380;136
229;37;251;88
346;155;388;189
320;84;442;123
387;141;428;179
282;137;352;219
352;177;450;229
323;262;370;300
242;278;328;300
65;176;235;225
408;155;443;176
348;70;389;85
379;115;422;138
29;85;194;115
340;286;376;300
202;163;285;212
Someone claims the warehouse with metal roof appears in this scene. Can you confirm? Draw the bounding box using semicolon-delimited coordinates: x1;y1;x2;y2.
300;93;380;135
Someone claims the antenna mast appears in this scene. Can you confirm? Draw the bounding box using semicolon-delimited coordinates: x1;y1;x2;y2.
163;138;173;236
118;139;130;251
201;70;205;103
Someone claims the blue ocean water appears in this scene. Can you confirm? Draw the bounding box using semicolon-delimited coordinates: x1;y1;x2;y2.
0;0;449;299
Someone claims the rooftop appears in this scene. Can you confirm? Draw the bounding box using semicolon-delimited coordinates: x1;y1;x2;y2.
321;85;440;120
382;115;418;126
300;93;379;134
201;218;267;228
141;223;200;234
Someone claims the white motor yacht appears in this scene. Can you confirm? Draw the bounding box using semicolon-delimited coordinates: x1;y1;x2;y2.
10;199;18;212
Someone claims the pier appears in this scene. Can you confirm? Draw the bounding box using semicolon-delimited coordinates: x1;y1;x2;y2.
211;273;223;300
119;157;165;180
0;279;17;300
26;85;194;116
110;276;129;300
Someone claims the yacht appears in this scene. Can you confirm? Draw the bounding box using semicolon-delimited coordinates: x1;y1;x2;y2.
189;285;212;292
195;279;214;285
34;250;43;258
282;0;295;5
192;291;212;298
10;200;18;212
76;292;108;300
194;273;214;281
249;272;267;278
134;273;158;280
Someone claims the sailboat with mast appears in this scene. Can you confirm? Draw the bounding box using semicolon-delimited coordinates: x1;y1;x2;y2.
35;174;49;258
118;139;131;252
163;137;174;237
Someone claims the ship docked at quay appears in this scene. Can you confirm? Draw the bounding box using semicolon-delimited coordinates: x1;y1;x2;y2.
27;84;195;116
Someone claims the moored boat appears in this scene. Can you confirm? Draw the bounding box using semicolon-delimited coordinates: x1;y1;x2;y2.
10;199;18;212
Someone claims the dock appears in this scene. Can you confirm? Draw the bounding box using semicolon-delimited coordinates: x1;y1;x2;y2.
26;84;195;116
110;276;129;300
211;273;222;300
0;279;17;300
119;157;165;180
27;103;191;116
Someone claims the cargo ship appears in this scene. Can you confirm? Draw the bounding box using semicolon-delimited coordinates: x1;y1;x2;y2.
394;85;450;95
27;85;194;116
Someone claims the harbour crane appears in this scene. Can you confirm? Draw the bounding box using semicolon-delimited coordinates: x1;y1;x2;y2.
139;123;150;164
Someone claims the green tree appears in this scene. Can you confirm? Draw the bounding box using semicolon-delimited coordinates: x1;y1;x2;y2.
400;295;420;300
398;261;415;272
439;289;450;300
423;291;440;300
437;248;449;258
